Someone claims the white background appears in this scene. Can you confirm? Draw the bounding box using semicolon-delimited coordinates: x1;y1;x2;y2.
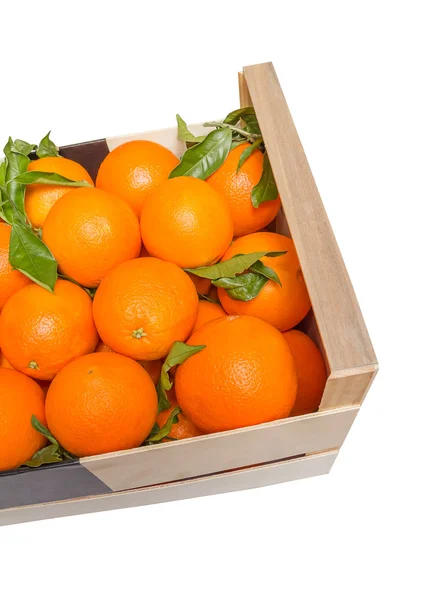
1;2;422;598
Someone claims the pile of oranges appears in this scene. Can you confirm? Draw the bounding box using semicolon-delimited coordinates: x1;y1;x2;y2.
0;135;327;472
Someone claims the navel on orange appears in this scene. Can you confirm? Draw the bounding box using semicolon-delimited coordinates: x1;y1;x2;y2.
0;280;98;380
93;257;198;361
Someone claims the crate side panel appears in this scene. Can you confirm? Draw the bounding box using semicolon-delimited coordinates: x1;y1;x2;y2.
320;366;378;410
106;124;213;155
243;62;377;374
0;451;337;527
60;139;109;181
80;407;357;492
0;461;111;510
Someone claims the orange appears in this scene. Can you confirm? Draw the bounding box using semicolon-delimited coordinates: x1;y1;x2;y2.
25;156;94;229
193;299;227;332
217;232;311;331
35;379;51;395
140;177;233;268
175;315;297;433
188;273;212;296
139;359;162;386
156;390;201;441
207;285;219;303
0;369;47;471
0;280;98;380
283;330;327;416
139;245;152;258
95;339;162;385
42;187;141;287
0;349;14;369
95;340;114;353
207;143;281;236
0;223;30;311
96;140;179;217
93;257;198;361
45;353;157;457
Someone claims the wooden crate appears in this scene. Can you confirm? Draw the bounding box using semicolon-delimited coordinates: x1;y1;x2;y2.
0;62;378;527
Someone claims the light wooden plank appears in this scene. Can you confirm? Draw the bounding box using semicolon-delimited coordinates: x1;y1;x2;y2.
321;365;378;410
238;72;253;107
106;123;213;155
243;62;378;380
0;451;338;527
80;407;356;492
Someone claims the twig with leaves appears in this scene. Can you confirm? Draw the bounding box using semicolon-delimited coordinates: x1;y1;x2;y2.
0;132;92;292
186;250;286;302
172;107;278;208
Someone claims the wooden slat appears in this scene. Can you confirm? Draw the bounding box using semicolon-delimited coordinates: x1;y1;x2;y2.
106;123;213;155
0;451;338;527
238;72;253;107
322;365;378;410
243;63;378;380
0;460;111;511
80;407;356;491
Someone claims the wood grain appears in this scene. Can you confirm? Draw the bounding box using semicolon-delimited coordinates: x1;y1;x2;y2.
80;407;356;492
0;66;379;527
242;62;378;412
238;72;253;107
243;63;378;377
106;123;213;155
321;365;378;410
0;451;337;527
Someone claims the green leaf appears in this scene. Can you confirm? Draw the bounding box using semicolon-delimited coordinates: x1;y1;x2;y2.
251;153;279;208
13;171;92;187
30;415;75;460
224;106;256;125
145;407;181;444
30;415;59;446
58;273;97;299
36;131;60;158
157;382;171;413
212;272;268;302
9;222;58;292
242;113;261;135
11;140;37;156
237;138;263;172
0;160;6;185
0;160;7;222
157;342;206;413
185;251;284;280
230;139;245;150
198;293;220;304
3;137;30;220
147;422;160;438
176;115;206;144
169;127;232;180
249;260;282;285
25;444;63;468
